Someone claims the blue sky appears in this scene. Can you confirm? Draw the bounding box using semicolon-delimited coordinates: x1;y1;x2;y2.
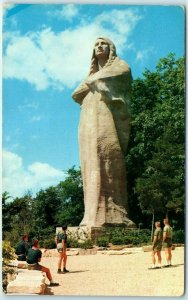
2;3;185;198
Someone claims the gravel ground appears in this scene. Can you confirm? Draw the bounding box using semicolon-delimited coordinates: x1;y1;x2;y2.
42;247;184;297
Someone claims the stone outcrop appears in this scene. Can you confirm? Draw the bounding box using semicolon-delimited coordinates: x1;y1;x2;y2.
7;270;46;295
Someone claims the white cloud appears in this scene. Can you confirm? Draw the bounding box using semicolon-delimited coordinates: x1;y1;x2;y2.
2;150;66;198
136;47;155;62
3;8;142;91
95;9;142;36
47;4;79;21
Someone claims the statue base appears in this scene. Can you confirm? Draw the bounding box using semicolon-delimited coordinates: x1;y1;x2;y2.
56;224;136;243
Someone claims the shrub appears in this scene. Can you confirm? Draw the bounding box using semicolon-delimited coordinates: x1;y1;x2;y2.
111;236;124;245
67;237;80;248
2;241;16;265
173;230;185;244
96;237;109;247
2;267;17;293
105;228;151;246
79;239;93;249
122;236;133;244
3;230;21;248
42;239;56;249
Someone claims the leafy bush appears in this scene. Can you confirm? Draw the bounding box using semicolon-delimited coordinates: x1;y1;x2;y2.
105;228;151;246
96;237;109;247
3;230;21;248
173;230;185;244
2;241;16;265
79;239;93;249
67;237;80;248
2;267;17;293
111;236;125;245
122;236;133;244
42;239;56;249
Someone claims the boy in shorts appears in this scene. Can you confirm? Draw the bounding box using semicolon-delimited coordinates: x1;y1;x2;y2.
56;225;69;274
163;218;173;267
150;221;163;269
27;239;59;286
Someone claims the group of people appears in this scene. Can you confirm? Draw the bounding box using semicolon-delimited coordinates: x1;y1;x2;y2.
15;219;173;286
151;218;173;269
15;224;69;287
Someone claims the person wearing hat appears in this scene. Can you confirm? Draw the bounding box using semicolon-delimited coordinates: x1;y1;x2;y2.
27;239;59;287
15;234;30;261
55;225;69;274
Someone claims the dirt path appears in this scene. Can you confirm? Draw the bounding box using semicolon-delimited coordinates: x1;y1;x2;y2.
42;247;184;296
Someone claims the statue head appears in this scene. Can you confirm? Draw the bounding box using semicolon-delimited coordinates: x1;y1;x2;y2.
89;37;117;75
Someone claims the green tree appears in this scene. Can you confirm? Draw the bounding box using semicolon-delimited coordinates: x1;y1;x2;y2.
3;193;34;245
2;192;13;236
55;167;84;226
32;186;62;239
127;54;185;228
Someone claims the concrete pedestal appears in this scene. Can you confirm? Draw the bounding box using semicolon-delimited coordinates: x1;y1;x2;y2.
57;225;136;243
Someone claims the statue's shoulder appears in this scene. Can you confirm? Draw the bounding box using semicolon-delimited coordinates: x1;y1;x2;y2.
106;57;131;77
114;58;131;72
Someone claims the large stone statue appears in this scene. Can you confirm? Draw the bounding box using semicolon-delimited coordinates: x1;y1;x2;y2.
72;37;135;228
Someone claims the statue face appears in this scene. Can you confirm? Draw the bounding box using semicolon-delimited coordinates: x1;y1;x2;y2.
94;38;109;59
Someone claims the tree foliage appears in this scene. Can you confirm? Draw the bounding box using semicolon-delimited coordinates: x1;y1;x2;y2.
127;53;185;227
2;167;84;245
55;167;84;226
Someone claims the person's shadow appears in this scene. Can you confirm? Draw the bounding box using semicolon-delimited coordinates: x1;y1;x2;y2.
163;263;184;268
66;270;89;274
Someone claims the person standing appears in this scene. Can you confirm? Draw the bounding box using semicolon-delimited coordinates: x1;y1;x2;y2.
56;225;69;274
27;239;59;286
150;221;163;269
163;218;173;267
15;234;30;261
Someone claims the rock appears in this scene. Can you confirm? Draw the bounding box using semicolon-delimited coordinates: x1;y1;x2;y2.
7;280;46;295
107;250;132;255
42;249;59;257
124;247;142;253
108;244;133;250
97;247;108;251
6;260;28;269
99;247;143;255
67;250;79;256
7;270;46;295
78;248;97;255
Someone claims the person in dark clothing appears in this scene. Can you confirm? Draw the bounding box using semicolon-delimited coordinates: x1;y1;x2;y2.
15;234;30;261
27;239;59;287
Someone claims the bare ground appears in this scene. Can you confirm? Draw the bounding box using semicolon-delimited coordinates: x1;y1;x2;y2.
42;247;184;297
